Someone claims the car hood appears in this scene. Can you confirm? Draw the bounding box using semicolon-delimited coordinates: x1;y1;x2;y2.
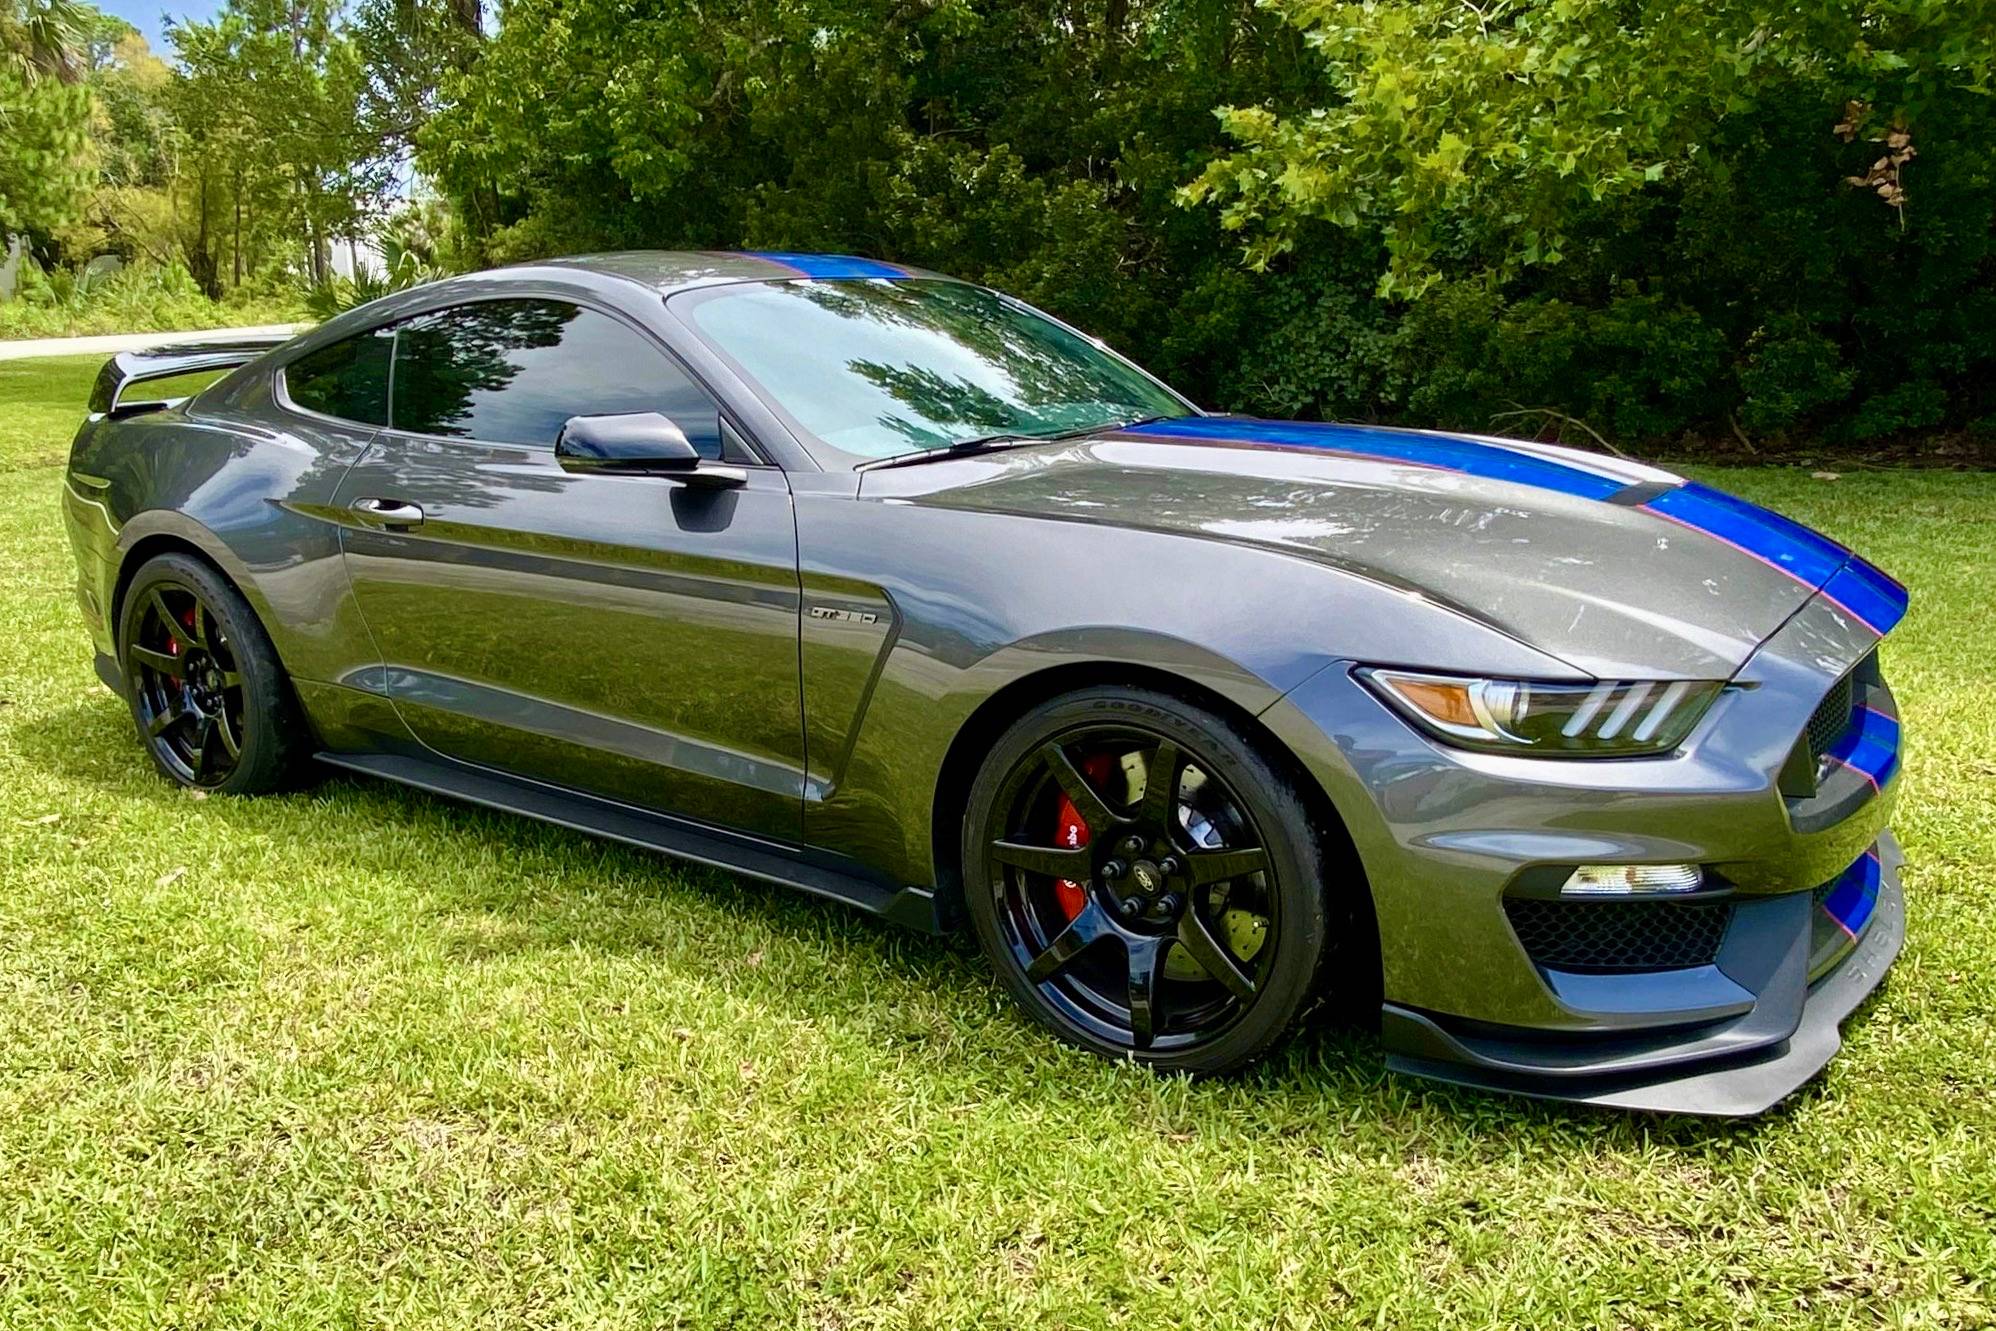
863;417;1898;680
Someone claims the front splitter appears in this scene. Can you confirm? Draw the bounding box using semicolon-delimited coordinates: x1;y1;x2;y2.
1381;836;1906;1117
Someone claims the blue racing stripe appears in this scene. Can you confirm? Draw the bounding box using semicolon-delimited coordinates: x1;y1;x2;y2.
742;252;907;280
1125;417;1627;500
1820;849;1882;938
1641;482;1908;635
1821;557;1910;636
1117;420;1909;635
1641;483;1849;586
1826;705;1900;790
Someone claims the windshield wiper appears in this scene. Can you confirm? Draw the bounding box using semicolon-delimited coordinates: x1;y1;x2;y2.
1105;414;1176;434
856;414;1180;472
857;433;1048;472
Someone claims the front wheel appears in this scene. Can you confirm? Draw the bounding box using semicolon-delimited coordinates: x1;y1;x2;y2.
962;686;1341;1075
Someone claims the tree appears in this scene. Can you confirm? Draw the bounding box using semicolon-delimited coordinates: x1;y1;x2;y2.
1183;0;1996;296
1;0;94;238
170;0;399;292
416;0;1319;367
2;0;87;82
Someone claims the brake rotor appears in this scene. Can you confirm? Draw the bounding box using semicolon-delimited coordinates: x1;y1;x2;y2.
1164;769;1266;980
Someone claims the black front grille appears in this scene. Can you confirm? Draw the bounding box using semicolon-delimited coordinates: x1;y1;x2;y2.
1805;673;1856;763
1505;898;1733;972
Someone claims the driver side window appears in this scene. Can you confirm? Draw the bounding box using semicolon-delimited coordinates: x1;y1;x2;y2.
389;299;729;459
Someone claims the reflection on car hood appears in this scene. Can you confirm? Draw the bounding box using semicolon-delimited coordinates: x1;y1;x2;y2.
869;417;1906;680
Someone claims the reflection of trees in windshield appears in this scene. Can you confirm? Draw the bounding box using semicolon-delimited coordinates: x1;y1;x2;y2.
785;281;1183;453
392;300;576;439
847;362;1016;446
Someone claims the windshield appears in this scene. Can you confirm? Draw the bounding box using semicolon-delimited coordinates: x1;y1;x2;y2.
679;279;1189;462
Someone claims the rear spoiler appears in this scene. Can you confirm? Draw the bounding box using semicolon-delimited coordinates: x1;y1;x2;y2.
88;336;294;417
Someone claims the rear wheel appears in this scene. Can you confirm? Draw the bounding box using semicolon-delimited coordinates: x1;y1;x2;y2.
117;553;310;795
963;686;1338;1074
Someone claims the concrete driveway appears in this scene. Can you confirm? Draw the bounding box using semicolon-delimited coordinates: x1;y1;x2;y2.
0;324;305;362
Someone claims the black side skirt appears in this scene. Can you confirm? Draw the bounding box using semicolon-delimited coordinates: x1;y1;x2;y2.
315;749;950;934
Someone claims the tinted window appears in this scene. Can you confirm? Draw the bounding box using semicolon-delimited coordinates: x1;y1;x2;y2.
284;328;393;426
390;300;723;456
682;279;1186;460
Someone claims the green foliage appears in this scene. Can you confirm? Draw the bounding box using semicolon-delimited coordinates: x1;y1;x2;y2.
301;231;445;320
0;0;408;337
0;63;92;235
11;0;1992;449
404;0;1996;451
168;0;397;294
1396;287;1731;443
1737;317;1857;435
1187;0;1996;289
0;259;303;338
1169;0;1996;447
0;0;89;82
416;0;1318;391
1;0;93;235
83;26;174;192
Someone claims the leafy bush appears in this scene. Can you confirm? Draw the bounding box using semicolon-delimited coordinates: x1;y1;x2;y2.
1179;0;1996;450
0;260;306;339
301;234;445;320
1737;318;1856;436
407;0;1993;453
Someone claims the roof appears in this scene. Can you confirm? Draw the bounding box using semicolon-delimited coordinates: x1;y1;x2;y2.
286;249;955;357
530;250;936;294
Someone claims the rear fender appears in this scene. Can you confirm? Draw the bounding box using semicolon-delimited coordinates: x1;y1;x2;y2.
71;397;380;689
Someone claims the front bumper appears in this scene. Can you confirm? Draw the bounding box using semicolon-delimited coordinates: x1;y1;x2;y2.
1259;581;1907;1116
1380;834;1903;1115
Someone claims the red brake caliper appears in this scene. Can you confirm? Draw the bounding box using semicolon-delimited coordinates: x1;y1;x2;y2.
1052;753;1117;920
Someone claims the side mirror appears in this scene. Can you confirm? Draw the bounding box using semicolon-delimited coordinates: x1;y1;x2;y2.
555;412;702;473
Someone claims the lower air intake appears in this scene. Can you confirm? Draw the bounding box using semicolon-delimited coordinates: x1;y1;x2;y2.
1805;673;1857;765
1505;898;1733;972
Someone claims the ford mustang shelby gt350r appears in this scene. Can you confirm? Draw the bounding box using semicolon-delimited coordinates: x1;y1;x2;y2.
64;252;1907;1115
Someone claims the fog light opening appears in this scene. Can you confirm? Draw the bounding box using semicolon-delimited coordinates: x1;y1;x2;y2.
1561;864;1705;897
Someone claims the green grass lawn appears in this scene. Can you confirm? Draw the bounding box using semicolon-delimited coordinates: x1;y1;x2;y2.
2;356;1992;1329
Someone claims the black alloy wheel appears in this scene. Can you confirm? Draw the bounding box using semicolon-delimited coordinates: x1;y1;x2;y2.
128;581;245;786
118;553;309;795
964;687;1339;1074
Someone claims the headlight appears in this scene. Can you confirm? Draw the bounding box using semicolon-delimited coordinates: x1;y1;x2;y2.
1359;669;1723;756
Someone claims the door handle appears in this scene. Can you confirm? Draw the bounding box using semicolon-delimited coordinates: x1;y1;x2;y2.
349;497;425;529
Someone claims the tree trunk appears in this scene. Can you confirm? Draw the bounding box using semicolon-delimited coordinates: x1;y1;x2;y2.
301;174;330;285
232;167;243;288
190;170;223;301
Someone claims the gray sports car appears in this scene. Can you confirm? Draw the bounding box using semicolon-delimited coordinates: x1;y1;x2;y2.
63;252;1907;1115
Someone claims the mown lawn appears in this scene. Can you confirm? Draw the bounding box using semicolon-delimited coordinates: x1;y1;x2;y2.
1;355;1992;1329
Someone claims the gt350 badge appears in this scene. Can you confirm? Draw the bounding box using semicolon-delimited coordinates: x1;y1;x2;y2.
809;606;880;624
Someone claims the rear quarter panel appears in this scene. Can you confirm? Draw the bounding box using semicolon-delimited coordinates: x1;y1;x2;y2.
64;384;380;688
